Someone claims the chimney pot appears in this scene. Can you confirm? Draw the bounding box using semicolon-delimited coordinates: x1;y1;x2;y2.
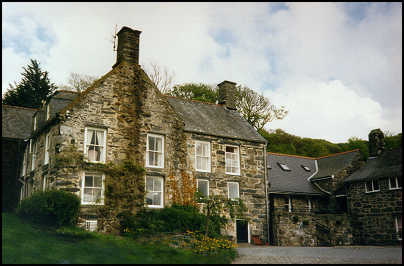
113;26;142;68
218;80;237;110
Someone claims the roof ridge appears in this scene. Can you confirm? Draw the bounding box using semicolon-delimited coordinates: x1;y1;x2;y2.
164;94;221;107
316;149;360;159
55;90;80;94
267;152;316;160
2;104;39;111
267;148;360;160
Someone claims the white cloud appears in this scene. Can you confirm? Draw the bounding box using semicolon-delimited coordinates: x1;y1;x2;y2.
265;78;386;143
2;2;402;143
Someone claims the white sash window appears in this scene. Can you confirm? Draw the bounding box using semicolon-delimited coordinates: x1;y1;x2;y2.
84;127;106;163
146;134;164;168
197;179;209;198
195;141;210;172
81;173;104;205
44;133;50;165
228;182;239;200
145;176;164;208
225;145;240;175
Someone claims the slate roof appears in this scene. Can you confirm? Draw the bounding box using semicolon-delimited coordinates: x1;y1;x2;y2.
2;105;38;140
267;153;322;195
344;147;402;183
32;90;79;135
312;149;360;179
165;96;267;143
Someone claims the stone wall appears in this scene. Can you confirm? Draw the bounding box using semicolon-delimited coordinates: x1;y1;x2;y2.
347;178;402;245
21;61;268;241
185;133;267;241
270;194;353;246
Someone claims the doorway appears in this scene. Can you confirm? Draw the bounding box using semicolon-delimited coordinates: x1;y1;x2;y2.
236;219;249;243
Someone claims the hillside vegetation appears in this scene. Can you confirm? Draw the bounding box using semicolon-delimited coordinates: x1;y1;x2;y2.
259;129;402;160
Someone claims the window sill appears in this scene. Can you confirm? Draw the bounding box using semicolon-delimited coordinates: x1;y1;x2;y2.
146;165;164;169
389;187;402;191
225;172;241;176
365;190;380;194
146;205;164;209
196;169;211;173
81;202;104;206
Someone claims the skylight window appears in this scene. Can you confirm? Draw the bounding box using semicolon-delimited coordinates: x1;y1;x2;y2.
301;165;311;172
277;162;291;171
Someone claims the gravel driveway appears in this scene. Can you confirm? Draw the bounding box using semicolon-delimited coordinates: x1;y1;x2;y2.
232;244;402;264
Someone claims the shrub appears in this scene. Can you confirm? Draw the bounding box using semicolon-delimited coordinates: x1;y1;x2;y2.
118;204;223;237
17;189;80;227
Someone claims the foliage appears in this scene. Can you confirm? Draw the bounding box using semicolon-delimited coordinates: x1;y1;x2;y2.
384;132;402;150
2;59;57;108
144;62;175;94
58;72;98;93
167;170;197;207
235;85;288;130
196;192;247;238
167;82;287;130
339;136;369;160
3;213;236;264
16;189;80;227
118;204;211;236
169;83;218;103
183;231;237;255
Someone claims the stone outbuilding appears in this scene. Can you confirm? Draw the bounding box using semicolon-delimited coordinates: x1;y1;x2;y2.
267;150;361;246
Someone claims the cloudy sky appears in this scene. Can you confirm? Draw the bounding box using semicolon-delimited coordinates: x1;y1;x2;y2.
2;2;402;143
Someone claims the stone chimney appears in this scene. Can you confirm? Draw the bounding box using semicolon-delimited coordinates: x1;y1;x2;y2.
113;26;142;68
218;80;237;110
368;128;385;157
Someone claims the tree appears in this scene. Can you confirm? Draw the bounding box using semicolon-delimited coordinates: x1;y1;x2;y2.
169;83;217;103
144;62;175;94
235;85;288;131
58;73;98;93
2;59;57;108
167;82;288;130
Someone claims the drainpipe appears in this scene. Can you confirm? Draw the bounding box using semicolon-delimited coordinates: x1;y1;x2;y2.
263;144;270;244
308;160;331;195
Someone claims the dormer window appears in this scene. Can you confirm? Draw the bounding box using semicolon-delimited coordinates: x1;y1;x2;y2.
301;165;311;172
278;162;291;171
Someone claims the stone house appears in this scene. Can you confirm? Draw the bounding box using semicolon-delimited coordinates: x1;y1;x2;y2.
2;105;37;211
344;130;402;245
16;26;268;243
267;149;361;246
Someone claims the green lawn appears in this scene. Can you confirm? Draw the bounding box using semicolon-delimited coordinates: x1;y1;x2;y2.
2;213;236;264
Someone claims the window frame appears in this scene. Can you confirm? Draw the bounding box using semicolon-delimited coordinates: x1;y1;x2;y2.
389;177;402;190
85;219;98;232
31;140;37;171
195;141;211;173
197;179;209;198
84;127;107;163
44;132;50;165
227;182;239;200
81;172;105;205
42;176;47;191
225;145;240;175
21;148;27;177
395;215;402;240
288;196;293;213
33;115;37;131
145;176;164;208
307;198;312;212
365;179;380;193
46;104;50;120
146;133;164;168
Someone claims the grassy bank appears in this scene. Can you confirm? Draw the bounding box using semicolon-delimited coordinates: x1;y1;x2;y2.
2;213;236;264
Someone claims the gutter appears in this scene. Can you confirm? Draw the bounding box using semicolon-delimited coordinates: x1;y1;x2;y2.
307;160;332;196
